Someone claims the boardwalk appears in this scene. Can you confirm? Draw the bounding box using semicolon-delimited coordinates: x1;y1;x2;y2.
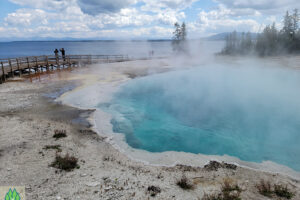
0;54;129;83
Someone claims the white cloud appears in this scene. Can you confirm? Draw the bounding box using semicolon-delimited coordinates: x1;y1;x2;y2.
9;0;75;11
189;6;261;37
215;0;300;15
95;8;154;27
77;0;138;15
2;0;297;39
5;9;48;27
141;0;197;12
157;11;185;25
0;4;175;39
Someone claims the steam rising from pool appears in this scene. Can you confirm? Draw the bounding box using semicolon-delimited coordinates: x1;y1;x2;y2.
101;63;300;171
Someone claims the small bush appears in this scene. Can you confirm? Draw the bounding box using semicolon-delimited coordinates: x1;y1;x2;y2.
43;145;62;152
222;179;241;193
147;186;161;197
176;175;194;190
202;193;222;200
203;179;241;200
256;180;272;197
50;153;79;171
203;191;241;200
274;184;294;199
53;130;67;139
256;180;294;199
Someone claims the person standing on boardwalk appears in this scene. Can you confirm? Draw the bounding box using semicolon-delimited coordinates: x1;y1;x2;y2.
60;48;66;61
54;48;59;62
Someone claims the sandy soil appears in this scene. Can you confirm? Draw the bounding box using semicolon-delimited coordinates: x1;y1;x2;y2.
0;59;300;200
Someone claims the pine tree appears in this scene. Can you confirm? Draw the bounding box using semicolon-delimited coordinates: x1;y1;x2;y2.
173;23;181;40
222;31;239;55
172;22;188;53
181;22;187;41
270;22;278;53
245;32;252;51
172;22;182;52
282;11;293;35
240;32;246;54
220;10;300;56
292;9;299;33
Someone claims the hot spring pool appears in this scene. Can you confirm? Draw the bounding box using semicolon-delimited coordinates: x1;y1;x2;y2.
100;65;300;171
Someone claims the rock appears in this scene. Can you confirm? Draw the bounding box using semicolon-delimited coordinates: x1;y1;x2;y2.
204;161;222;171
80;173;87;177
176;164;200;172
85;182;100;187
241;185;247;191
222;162;237;170
56;196;61;200
104;186;112;192
204;161;237;171
230;190;239;197
147;185;161;197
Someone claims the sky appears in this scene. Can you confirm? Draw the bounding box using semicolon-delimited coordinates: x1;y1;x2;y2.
0;0;299;40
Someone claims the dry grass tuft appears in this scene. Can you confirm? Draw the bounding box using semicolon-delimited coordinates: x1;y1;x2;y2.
50;153;79;171
176;175;194;190
256;180;272;197
274;184;294;199
256;180;294;199
203;178;241;200
43;145;62;152
53;129;67;139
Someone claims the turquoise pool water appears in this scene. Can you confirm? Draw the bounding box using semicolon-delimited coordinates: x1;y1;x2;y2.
100;65;300;171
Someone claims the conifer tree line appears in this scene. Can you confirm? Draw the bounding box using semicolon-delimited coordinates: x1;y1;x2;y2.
172;22;188;53
222;9;300;56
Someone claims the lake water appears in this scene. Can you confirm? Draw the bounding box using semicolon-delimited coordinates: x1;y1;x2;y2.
102;64;300;171
0;40;173;59
0;40;224;59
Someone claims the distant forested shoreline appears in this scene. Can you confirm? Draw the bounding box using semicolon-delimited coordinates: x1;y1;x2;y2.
221;9;300;56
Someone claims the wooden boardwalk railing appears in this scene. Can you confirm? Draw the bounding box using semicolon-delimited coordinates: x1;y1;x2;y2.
0;54;129;83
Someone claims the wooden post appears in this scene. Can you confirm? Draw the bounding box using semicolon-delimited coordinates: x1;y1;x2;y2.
35;57;39;73
46;56;49;71
51;57;54;70
1;62;5;82
89;55;92;64
16;58;21;77
58;55;61;69
79;55;82;67
26;57;31;75
62;55;65;68
68;57;71;68
9;59;14;77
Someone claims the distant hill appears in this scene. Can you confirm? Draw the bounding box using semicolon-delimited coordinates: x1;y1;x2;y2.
205;32;258;41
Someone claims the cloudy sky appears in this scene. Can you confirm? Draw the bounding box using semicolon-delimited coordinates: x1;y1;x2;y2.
0;0;299;40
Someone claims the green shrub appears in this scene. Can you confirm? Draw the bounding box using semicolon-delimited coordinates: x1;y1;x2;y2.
274;184;294;199
53;130;67;139
51;154;79;171
176;175;194;190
